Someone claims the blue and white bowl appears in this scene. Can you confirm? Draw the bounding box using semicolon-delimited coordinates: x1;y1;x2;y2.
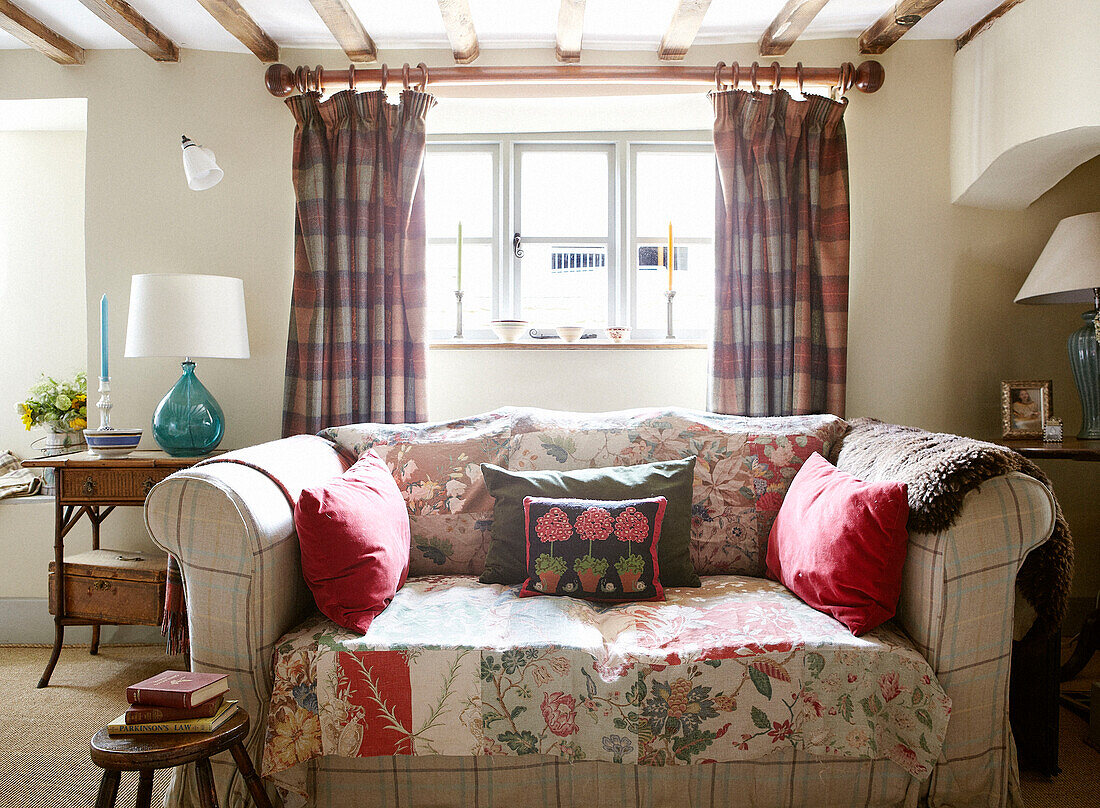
83;428;143;458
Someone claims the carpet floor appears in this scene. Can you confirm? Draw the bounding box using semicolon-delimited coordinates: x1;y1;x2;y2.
0;644;184;808
1;644;1099;807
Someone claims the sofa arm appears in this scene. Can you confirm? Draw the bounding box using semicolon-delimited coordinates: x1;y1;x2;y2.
896;471;1054;805
144;436;347;808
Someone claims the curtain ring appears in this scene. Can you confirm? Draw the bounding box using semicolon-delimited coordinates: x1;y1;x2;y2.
796;62;804;96
294;66;309;94
730;61;739;89
417;62;428;90
314;65;324;95
771;61;782;92
714;61;725;91
750;61;759;92
348;64;356;92
401;63;411;90
379;63;388;91
844;61;855;92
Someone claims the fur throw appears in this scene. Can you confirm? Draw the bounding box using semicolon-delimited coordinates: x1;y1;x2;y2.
828;418;1074;635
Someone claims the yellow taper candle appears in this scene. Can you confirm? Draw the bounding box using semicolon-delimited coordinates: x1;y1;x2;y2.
667;222;674;290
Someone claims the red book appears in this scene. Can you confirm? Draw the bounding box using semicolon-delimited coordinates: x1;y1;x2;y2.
124;695;225;725
126;671;229;709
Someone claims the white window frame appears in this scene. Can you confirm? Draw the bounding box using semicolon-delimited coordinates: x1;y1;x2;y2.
425;131;713;341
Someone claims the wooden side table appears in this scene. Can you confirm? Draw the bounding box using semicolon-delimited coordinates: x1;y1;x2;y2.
1000;437;1100;775
21;451;213;688
90;708;272;808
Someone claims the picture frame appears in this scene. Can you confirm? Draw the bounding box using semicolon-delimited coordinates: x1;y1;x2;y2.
1001;380;1052;439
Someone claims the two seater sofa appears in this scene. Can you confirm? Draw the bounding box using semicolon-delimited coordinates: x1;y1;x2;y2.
145;407;1055;808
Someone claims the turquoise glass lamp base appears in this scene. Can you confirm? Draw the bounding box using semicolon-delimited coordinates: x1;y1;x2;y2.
1069;310;1100;440
152;360;225;457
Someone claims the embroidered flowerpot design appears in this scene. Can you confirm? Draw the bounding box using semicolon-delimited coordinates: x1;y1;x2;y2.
573;506;613;592
534;506;572;591
614;554;646;593
573;556;609;593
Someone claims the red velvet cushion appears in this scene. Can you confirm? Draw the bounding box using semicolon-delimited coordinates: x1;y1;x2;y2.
766;452;909;636
294;451;411;634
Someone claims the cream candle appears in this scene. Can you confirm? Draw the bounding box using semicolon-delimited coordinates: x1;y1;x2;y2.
456;221;463;291
667;222;674;290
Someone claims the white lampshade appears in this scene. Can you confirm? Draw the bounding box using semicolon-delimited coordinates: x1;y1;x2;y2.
181;135;223;191
1015;212;1100;305
125;274;249;359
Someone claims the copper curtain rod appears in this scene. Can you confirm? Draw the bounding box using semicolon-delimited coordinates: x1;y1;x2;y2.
265;60;885;98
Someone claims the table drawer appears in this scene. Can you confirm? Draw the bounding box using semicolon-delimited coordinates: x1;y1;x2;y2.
48;572;165;625
61;467;174;501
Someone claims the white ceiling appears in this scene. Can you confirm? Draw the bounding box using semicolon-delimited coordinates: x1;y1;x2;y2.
0;0;1008;54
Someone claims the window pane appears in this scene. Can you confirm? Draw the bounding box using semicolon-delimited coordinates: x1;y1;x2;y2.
427;243;492;334
635;242;713;334
520;243;607;327
519;150;608;237
636;151;714;239
424;150;494;239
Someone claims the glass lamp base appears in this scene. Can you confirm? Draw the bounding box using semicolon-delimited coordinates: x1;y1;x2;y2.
152;360;225;457
1069;310;1100;440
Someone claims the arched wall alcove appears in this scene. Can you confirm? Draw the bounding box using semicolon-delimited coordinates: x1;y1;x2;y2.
951;0;1100;210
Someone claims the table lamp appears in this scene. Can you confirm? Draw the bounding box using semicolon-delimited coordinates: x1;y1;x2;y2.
1015;212;1100;439
124;274;249;456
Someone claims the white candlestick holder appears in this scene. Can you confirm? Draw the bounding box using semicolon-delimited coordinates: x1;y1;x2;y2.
664;290;676;339
96;376;113;430
454;290;464;339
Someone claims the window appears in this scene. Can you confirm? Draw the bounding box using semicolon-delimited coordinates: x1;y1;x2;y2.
423;134;714;339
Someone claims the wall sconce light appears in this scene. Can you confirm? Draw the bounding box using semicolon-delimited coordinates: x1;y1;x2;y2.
180;135;223;191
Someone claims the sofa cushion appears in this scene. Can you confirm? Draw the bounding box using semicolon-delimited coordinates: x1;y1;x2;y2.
766;453;910;636
481;458;697;587
322;413;513;576
263;575;950;797
502;409;847;576
320;408;848;578
293;452;411;634
519;496;666;602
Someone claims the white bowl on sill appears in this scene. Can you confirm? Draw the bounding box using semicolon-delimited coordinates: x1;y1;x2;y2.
490;320;529;343
556;325;585;343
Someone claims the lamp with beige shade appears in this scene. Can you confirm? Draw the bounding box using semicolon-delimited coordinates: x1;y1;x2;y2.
1015;212;1100;439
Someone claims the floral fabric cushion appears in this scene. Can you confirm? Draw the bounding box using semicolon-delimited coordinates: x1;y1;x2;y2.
520;497;666;602
322;413;512;576
320;408;847;578
263;575;950;802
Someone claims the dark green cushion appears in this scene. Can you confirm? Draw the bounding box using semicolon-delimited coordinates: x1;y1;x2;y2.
479;457;700;588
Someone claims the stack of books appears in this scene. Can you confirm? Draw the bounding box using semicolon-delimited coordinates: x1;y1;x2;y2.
106;670;237;736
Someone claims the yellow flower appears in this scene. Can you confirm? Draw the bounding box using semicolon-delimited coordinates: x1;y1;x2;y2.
70;417;87;430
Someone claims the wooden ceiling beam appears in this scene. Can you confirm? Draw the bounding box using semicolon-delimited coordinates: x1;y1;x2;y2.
308;0;376;63
437;0;479;64
0;0;84;64
555;0;586;63
858;0;945;54
955;0;1026;51
195;0;278;63
759;0;831;57
76;0;178;62
658;0;713;61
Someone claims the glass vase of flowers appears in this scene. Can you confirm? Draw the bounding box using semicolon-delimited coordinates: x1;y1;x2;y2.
17;372;88;454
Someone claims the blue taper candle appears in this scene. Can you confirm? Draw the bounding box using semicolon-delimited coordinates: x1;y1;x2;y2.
100;294;108;379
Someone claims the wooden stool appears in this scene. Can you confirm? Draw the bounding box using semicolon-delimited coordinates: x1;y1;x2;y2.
89;709;272;808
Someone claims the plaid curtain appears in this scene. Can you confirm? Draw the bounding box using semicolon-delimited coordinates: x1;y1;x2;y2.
709;89;850;417
282;88;435;435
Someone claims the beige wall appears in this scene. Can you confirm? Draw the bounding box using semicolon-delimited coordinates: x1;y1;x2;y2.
0;41;1095;609
0;130;87;461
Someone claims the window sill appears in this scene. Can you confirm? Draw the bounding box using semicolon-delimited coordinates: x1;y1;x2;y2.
429;340;708;350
